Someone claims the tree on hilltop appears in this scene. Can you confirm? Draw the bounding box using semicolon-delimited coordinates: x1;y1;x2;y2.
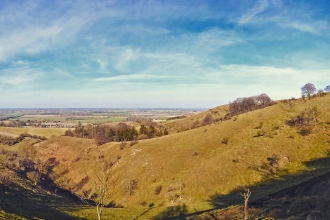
301;83;316;99
325;85;330;92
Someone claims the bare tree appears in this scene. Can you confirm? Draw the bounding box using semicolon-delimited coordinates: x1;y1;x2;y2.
81;159;113;220
254;93;271;105
240;188;251;220
301;83;316;99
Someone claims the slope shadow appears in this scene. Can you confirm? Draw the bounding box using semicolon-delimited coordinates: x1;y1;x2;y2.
151;204;188;220
0;179;87;219
152;156;330;219
205;156;330;218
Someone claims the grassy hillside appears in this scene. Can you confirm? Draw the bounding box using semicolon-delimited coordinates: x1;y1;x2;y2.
1;95;330;219
26;95;330;218
161;105;229;134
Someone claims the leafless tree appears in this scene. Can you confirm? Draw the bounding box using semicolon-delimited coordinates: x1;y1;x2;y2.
301;83;316;99
254;93;271;105
240;188;251;220
81;159;113;220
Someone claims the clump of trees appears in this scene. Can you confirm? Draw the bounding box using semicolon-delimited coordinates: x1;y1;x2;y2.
229;93;274;116
65;121;168;145
0;120;26;127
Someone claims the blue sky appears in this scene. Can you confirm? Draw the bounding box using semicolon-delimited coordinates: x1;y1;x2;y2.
1;0;330;108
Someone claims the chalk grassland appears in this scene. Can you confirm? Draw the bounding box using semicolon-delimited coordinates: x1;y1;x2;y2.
161;105;229;134
30;95;330;219
1;95;330;219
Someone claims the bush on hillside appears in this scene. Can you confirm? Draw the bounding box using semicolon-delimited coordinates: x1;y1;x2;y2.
221;137;229;144
202;113;214;125
155;185;162;195
287;106;319;136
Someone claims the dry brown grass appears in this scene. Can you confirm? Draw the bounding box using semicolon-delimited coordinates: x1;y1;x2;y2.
0;127;66;138
161;105;229;133
27;95;330;217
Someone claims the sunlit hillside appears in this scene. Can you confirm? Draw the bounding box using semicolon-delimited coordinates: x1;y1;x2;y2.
2;94;328;219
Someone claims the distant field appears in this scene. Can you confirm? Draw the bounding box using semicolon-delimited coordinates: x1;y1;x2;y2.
0;127;66;138
0;131;19;137
17;115;127;124
19;115;66;122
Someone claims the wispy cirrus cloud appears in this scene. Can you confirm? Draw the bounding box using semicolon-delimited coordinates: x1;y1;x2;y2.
283;20;328;34
239;0;269;25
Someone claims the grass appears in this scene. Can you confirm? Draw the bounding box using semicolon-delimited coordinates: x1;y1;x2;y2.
2;95;330;219
0;127;66;138
161;105;229;134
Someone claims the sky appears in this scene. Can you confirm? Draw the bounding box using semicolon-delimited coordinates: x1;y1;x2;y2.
0;0;330;108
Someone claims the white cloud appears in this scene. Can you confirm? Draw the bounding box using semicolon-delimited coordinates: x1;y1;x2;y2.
94;74;173;82
285;20;328;34
239;0;269;25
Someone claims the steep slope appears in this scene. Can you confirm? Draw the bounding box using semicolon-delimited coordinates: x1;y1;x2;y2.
0;167;85;219
20;95;330;218
161;105;229;134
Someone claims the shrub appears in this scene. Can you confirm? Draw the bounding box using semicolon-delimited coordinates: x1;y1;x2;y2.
287;106;319;136
140;201;147;207
202;113;214;125
232;159;239;163
95;131;108;146
155;185;163;195
221;137;229;144
255;122;263;129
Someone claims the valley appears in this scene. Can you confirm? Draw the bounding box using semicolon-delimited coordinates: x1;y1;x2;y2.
1;93;330;219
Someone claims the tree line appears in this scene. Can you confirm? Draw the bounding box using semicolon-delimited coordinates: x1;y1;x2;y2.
64;121;168;145
229;93;274;116
0;120;26;127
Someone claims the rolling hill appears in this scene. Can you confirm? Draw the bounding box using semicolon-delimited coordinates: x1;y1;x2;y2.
1;94;330;219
